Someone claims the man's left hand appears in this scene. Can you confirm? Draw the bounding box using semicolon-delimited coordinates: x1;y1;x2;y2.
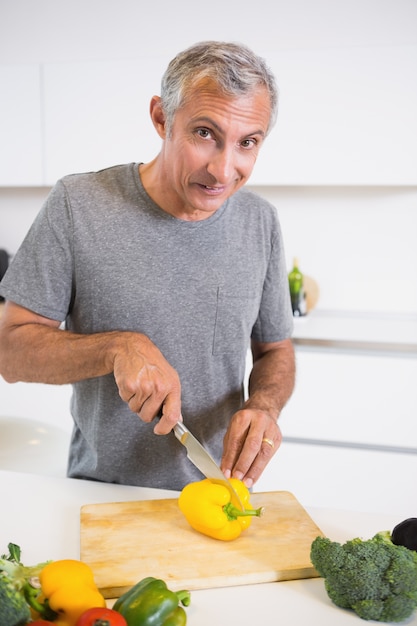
221;407;282;489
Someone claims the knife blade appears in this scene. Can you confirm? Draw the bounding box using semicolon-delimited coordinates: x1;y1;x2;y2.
173;421;244;510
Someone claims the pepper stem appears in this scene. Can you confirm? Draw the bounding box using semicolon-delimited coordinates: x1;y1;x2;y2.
23;582;58;621
176;589;191;607
223;503;264;521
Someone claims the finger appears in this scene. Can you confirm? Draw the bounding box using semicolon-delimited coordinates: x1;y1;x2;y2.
221;430;255;481
231;432;270;480
126;375;160;421
241;425;282;487
221;429;247;478
238;437;279;488
225;420;281;476
221;409;280;481
153;390;182;434
125;364;180;423
118;367;153;408
261;437;275;449
135;395;164;423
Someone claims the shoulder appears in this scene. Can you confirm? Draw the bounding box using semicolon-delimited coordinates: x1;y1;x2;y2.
230;188;277;217
58;162;138;194
227;188;281;233
45;163;141;217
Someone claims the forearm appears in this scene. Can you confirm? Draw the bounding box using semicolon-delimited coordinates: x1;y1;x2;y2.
0;321;127;385
0;302;182;432
245;338;296;421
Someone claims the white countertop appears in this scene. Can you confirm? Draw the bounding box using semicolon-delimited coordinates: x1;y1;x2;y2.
292;309;417;354
1;470;416;625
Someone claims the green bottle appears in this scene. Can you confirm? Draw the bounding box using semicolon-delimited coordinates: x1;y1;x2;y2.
288;258;307;316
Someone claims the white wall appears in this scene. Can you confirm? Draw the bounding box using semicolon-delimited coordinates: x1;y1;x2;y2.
1;0;415;64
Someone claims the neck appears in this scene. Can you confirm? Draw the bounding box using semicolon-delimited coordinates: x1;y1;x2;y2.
138;161;218;222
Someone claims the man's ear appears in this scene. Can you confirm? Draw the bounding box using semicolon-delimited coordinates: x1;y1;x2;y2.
149;96;167;139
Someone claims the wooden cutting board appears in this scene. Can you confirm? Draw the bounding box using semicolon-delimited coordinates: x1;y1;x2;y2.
80;491;324;598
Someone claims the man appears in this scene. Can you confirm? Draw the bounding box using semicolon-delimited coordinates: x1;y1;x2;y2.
0;41;295;491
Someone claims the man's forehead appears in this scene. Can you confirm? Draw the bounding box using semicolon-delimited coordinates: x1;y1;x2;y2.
180;78;271;119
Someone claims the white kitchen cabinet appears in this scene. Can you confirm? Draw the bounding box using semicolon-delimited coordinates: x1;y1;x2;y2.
279;349;417;450
278;311;417;451
42;57;167;185
256;310;417;514
256;439;417;516
0;64;43;186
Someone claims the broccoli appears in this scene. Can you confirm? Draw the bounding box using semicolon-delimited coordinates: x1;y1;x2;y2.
0;572;31;626
0;542;52;626
310;533;417;622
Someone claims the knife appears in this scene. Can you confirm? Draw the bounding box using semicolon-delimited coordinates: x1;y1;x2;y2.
173;421;244;510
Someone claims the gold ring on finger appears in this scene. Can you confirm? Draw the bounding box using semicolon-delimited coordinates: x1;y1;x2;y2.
262;437;274;449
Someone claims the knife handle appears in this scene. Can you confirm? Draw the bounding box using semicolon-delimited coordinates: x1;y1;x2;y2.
173;421;188;443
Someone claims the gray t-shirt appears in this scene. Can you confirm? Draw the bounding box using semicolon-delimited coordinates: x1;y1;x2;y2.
0;163;293;490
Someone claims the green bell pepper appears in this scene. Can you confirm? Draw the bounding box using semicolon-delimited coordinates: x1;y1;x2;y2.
112;576;191;626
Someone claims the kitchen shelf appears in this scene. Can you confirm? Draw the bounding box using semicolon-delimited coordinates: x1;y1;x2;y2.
292;309;417;356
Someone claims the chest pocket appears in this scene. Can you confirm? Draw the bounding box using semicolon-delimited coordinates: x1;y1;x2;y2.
212;286;261;355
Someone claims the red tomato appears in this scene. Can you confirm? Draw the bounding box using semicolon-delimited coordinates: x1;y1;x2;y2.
76;607;127;626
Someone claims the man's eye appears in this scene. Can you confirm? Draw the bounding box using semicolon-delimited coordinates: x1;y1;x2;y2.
241;138;257;149
196;128;212;139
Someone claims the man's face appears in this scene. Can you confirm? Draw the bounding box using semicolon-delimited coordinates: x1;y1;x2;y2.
158;82;271;220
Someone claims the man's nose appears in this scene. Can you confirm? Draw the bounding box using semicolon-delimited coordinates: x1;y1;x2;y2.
207;146;236;182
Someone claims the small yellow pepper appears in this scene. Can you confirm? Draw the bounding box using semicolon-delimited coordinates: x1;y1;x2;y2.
36;559;106;626
178;478;263;541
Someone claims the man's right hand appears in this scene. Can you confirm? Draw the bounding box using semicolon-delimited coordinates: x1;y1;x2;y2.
111;333;182;434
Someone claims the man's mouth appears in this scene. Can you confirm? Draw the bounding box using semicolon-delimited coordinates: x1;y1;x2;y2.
198;183;225;193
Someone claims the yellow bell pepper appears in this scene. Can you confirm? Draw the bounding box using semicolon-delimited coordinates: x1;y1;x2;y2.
31;559;106;626
178;478;263;541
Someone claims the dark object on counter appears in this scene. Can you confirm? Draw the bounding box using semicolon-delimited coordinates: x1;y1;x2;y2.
0;249;9;302
391;518;417;552
288;257;307;317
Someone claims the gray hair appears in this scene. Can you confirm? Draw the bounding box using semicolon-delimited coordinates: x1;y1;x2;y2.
160;41;278;136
